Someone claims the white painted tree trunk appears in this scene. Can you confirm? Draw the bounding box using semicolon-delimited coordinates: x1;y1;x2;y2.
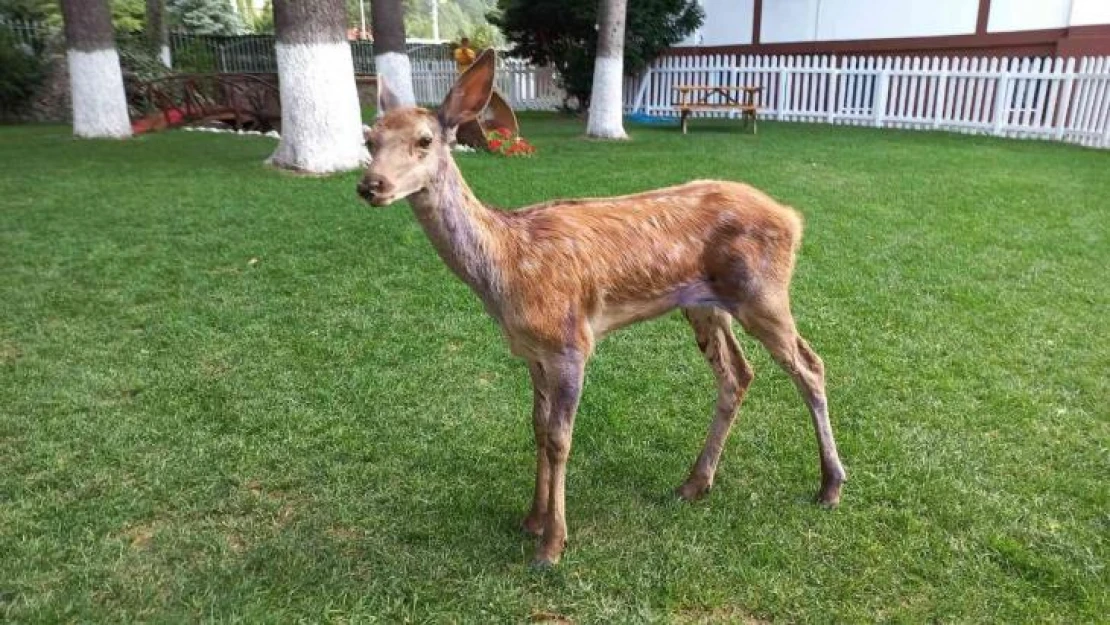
370;0;416;109
375;51;416;109
61;0;132;139
587;57;627;139
587;0;629;139
68;49;132;139
268;42;368;173
146;0;170;67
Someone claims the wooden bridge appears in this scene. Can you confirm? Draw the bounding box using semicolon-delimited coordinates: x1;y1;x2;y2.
129;73;281;134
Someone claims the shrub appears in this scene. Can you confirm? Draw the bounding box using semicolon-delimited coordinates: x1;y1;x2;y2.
117;32;172;83
490;0;703;111
171;38;218;73
0;30;45;116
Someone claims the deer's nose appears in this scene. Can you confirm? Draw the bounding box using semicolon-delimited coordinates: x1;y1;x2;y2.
357;174;387;200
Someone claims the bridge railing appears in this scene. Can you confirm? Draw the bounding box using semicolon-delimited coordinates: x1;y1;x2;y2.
169;33;453;75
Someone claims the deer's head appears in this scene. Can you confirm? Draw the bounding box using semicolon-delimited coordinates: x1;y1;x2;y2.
357;49;496;207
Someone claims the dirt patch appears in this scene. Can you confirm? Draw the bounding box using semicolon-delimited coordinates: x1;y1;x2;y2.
240;478;301;528
529;610;573;624
122;522;162;550
200;358;231;378
326;526;364;541
672;605;771;625
273;503;295;528
0;341;22;365
227;533;247;553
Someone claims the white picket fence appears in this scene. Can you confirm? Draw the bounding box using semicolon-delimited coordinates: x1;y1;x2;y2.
412;58;564;111
623;54;1110;149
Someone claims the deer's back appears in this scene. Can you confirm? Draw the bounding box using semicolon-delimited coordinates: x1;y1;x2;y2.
495;181;803;349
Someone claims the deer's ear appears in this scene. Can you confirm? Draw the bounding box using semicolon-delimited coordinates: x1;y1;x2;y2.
377;75;403;115
438;49;496;130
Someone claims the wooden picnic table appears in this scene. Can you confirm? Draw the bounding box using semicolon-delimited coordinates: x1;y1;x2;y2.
672;85;762;134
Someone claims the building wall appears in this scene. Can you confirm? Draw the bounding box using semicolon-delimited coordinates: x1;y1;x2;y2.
683;0;756;46
817;0;977;39
688;0;1110;47
988;0;1070;33
762;0;978;43
1070;0;1110;26
760;0;820;43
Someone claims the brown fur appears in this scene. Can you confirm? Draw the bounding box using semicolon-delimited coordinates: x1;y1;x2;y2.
358;51;846;566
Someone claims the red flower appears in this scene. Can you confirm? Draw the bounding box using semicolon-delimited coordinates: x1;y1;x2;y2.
484;128;536;156
510;139;534;155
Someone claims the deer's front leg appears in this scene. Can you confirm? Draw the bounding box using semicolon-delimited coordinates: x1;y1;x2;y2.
523;361;551;537
532;352;585;567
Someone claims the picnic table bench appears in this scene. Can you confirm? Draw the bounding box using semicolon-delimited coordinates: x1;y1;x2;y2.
672;85;762;135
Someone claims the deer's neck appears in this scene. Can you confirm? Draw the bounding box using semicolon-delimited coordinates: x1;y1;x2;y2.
408;156;506;315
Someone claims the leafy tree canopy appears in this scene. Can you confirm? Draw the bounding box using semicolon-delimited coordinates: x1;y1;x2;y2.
489;0;702;110
0;0;54;21
167;0;245;35
238;0;273;33
342;0;501;45
0;0;145;31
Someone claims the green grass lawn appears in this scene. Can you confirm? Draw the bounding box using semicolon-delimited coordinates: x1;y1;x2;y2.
1;116;1107;623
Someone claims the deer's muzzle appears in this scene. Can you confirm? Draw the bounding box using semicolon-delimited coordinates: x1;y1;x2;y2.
357;173;394;206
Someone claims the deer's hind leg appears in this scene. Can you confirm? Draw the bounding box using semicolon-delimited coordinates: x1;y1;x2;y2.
522;361;552;537
676;307;755;502
732;292;846;506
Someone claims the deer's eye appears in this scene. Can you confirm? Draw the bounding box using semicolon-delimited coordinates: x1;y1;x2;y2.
417;136;433;149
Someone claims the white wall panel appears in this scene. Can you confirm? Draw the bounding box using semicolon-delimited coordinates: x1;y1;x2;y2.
682;0;755;46
817;0;977;40
1070;0;1110;26
762;0;820;43
988;0;1070;32
687;0;1107;47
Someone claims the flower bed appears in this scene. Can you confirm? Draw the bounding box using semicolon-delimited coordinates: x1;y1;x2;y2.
485;127;535;157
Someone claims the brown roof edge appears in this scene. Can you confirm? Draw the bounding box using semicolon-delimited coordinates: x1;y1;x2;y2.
1058;24;1110;57
664;26;1110;59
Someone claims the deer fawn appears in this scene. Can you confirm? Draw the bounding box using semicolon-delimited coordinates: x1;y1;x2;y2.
357;50;846;567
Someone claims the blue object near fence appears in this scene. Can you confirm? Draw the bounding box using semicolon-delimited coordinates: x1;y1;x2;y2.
625;112;678;125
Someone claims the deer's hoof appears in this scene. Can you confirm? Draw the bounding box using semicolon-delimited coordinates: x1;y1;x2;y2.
816;479;843;508
531;536;566;569
675;480;712;502
529;557;558;571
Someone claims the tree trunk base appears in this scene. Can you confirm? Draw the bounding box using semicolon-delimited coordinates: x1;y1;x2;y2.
268;41;368;173
67;49;132;139
586;56;628;140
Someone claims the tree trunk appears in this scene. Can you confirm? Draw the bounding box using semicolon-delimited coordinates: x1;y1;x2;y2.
268;0;368;173
586;0;628;139
145;0;170;67
370;0;416;109
59;0;132;139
